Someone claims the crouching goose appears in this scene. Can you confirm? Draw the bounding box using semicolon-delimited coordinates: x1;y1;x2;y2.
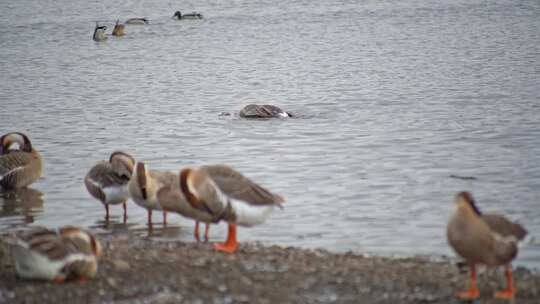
128;162;172;226
159;164;284;253
4;226;101;282
84;151;135;221
0;132;43;191
447;191;528;300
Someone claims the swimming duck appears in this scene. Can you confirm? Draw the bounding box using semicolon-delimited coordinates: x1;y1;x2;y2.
173;11;203;20
128;162;173;226
159;164;284;253
5;226;101;282
125;18;149;25
84;151;135;221
447;191;528;300
93;23;107;41
239;104;292;118
0;132;43;191
112;20;125;36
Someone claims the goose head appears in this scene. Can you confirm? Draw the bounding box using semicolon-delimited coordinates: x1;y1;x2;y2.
455;191;482;216
110;151;135;181
174;11;182;19
0;132;32;154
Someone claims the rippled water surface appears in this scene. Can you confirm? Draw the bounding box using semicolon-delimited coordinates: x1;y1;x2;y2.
1;0;540;268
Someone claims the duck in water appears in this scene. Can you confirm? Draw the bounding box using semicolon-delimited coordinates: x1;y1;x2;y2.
93;23;107;41
112;20;125;36
125;18;149;25
173;11;203;20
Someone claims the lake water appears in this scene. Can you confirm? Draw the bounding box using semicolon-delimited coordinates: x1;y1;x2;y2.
1;0;540;269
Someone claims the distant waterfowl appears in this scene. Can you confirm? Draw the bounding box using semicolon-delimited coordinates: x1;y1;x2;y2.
4;226;101;282
93;23;107;41
0;132;43;191
112;20;125;36
125;18;149;25
173;11;203;20
128;162;172;226
447;191;528;300
161;164;283;253
84;151;135;221
239;104;292;118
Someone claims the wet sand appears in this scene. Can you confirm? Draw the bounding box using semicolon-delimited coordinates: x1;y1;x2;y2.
1;233;539;304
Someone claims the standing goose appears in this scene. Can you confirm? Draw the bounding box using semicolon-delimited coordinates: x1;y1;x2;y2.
128;162;173;226
0;132;43;191
447;191;528;300
84;151;135;221
5;226;101;282
163;164;283;253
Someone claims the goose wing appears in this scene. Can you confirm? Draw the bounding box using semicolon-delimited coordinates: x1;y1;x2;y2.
481;213;528;241
200;165;284;207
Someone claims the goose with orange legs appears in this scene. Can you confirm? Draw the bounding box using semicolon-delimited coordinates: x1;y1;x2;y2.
84;151;135;221
4;226;101;282
0;132;43;191
128;162;172;227
159;164;283;253
447;191;528;300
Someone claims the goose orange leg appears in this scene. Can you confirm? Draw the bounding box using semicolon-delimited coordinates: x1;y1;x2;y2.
194;221;201;242
204;223;210;242
457;264;480;299
122;202;127;222
104;205;110;221
213;224;238;253
147;209;153;226
495;265;515;299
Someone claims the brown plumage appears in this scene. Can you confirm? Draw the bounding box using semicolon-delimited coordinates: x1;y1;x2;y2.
0;132;43;190
447;191;527;300
84;151;135;220
5;226;101;282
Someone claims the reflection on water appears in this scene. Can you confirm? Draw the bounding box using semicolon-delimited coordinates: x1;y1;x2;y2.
0;188;44;227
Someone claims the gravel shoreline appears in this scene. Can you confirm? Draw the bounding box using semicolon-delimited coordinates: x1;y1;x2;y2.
1;232;539;304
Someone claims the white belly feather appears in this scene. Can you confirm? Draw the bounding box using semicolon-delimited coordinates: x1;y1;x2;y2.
102;185;129;205
229;199;275;227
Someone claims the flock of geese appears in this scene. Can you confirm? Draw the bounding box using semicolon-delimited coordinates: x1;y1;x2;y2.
0;131;530;300
93;10;204;42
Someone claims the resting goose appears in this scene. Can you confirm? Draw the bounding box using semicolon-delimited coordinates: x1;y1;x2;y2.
447;191;528;300
4;226;101;282
125;18;149;25
84;151;135;221
0;132;43;191
112;20;125;36
128;162;172;226
159;164;283;253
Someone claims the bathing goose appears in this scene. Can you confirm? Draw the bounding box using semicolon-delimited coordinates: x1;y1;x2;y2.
84;151;135;221
171;164;283;253
0;132;43;191
447;191;528;300
128;162;172;226
173;11;203;20
4;226;101;282
239;104;292;118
